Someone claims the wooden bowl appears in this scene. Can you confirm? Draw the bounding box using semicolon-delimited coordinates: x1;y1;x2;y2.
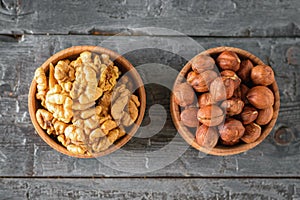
28;46;146;158
170;46;280;156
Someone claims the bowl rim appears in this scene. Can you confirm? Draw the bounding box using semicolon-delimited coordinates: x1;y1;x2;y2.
28;45;146;158
170;46;280;156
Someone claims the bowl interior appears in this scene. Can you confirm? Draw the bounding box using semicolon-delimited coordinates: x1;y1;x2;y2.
170;46;280;156
28;46;146;158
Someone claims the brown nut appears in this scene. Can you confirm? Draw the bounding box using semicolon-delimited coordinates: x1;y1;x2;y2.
221;138;240;146
251;65;275;86
218;118;245;143
221;70;241;89
180;107;199;127
240;84;249;103
241;123;261;143
195;125;219;148
220;98;244;116
240;106;258;125
256;106;273;125
216;51;241;72
210;77;235;102
191;54;215;73
236;59;253;82
233;86;241;99
246;86;274;109
173;82;195;107
198;93;215;108
197;105;224;127
187;70;218;92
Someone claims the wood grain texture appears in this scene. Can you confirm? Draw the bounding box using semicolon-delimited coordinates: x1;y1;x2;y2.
0;0;299;36
0;178;300;199
0;35;299;177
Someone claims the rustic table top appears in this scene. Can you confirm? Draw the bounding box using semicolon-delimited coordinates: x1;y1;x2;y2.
0;0;300;199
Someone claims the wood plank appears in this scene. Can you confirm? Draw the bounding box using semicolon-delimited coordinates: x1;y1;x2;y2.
0;0;299;36
0;178;299;199
0;35;299;177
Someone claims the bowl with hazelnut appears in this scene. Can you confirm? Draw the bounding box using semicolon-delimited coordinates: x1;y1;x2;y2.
170;46;280;156
28;46;146;158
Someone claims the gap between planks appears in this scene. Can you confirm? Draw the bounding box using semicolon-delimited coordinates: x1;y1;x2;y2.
0;176;299;179
0;33;299;39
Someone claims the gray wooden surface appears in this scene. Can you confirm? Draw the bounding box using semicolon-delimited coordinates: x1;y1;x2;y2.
0;0;300;199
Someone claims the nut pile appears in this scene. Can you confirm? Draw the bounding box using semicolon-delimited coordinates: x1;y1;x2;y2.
34;51;140;155
174;51;275;148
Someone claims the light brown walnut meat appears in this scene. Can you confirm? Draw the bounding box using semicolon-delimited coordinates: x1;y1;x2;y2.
111;84;140;127
57;134;70;147
99;65;120;92
34;67;48;106
70;52;103;105
45;84;73;123
101;119;118;135
53;120;68;135
48;63;57;90
36;109;54;134
122;95;140;127
67;144;86;155
92;127;124;152
54;60;75;84
111;84;131;121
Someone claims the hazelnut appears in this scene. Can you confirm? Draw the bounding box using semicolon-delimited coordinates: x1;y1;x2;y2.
233;86;241;99
240;84;249;103
216;51;241;72
195;125;219;148
240;106;258;125
187;70;218;92
210;77;235;102
256;106;273;125
198;93;215;108
197;105;224;127
241;123;261;143
174;82;195;107
180;107;199;127
192;54;215;73
237;59;253;82
218;118;245;143
221;138;240;146
220;98;244;116
246;86;274;109
251;65;275;86
221;70;241;89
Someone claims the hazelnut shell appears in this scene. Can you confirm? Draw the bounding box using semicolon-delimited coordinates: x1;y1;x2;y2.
174;82;195;107
216;51;241;72
237;59;253;82
221;70;241;89
246;86;274;109
240;106;258;125
210;77;235;102
196;125;219;148
218;118;245;142
220;98;244;116
241;123;261;143
180;107;199;127
251;65;275;86
187;70;218;92
256;106;273;125
198;93;215;108
197;105;224;127
192;54;215;73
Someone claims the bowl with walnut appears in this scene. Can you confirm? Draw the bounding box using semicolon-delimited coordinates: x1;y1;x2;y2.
171;46;280;156
28;46;146;158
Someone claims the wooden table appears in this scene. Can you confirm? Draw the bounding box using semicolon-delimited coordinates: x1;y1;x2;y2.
0;0;299;199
